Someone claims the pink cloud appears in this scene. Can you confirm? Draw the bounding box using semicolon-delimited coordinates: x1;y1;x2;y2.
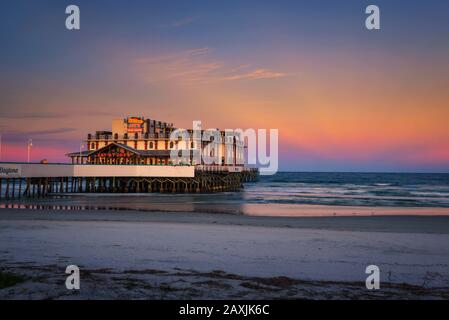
1;142;71;163
134;48;287;85
221;69;287;81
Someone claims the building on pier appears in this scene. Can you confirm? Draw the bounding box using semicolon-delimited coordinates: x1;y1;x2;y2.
0;116;258;198
67;116;245;167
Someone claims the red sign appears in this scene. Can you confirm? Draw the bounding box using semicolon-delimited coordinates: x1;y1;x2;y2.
97;152;131;158
127;117;144;133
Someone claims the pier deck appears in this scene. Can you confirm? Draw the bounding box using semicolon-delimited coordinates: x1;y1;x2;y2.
0;163;258;198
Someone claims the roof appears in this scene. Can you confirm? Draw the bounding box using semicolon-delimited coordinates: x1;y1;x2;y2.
106;143;173;156
110;142;139;154
66;150;92;157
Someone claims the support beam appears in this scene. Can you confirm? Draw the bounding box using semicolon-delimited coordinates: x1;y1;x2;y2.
18;178;22;198
5;178;10;199
12;178;15;198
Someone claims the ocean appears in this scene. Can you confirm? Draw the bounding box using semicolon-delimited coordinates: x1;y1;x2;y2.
1;172;449;216
251;172;449;207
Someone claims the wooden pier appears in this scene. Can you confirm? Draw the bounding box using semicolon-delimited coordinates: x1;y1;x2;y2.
0;163;258;199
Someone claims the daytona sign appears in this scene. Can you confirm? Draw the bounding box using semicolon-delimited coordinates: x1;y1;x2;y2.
0;165;21;177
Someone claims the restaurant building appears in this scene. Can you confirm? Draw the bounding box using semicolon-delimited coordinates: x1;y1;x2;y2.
67;117;245;167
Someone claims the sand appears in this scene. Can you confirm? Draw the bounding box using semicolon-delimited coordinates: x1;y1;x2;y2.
1;209;449;299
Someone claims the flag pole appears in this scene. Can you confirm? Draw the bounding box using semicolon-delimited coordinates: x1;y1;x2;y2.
27;139;33;163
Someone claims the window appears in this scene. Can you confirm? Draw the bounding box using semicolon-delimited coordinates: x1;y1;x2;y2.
191;142;194;149
114;133;118;140
134;133;138;139
149;142;154;149
210;148;214;157
91;143;95;150
169;142;174;149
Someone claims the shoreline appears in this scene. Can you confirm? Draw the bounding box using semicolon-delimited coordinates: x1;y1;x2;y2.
2;200;449;218
2;208;449;234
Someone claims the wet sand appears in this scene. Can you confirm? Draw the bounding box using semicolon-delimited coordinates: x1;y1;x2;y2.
1;208;449;233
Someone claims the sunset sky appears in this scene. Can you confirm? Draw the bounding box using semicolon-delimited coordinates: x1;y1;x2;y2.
0;0;448;172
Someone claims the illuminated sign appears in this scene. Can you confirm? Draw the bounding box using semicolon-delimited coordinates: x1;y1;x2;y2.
127;117;144;133
128;117;144;124
97;153;132;158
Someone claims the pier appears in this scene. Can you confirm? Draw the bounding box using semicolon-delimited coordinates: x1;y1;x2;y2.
0;163;258;199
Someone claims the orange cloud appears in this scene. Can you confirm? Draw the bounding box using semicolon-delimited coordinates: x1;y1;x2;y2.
221;69;287;81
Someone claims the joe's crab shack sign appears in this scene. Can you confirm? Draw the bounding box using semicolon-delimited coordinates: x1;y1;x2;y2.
97;151;133;158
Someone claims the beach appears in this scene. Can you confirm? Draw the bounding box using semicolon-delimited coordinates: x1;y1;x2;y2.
1;208;449;299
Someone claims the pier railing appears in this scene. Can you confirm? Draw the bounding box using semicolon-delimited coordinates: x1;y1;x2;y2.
195;165;258;173
0;163;194;178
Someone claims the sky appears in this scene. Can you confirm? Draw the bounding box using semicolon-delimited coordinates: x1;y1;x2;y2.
0;0;448;172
